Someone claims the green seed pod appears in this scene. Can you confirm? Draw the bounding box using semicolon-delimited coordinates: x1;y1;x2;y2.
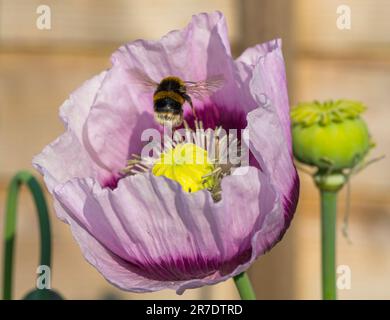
291;100;372;170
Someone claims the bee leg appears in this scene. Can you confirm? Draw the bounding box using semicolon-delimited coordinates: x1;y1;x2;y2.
183;93;197;119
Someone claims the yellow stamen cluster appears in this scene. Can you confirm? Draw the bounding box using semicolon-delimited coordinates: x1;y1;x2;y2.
152;143;215;193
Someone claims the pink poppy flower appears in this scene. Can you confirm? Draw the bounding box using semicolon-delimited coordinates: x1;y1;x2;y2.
33;11;299;294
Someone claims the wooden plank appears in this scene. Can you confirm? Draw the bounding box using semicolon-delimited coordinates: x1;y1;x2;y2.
0;0;239;49
0;52;109;179
296;0;390;54
295;191;390;299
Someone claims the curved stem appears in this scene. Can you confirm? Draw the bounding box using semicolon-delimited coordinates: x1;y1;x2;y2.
320;190;337;300
2;171;52;300
233;272;256;300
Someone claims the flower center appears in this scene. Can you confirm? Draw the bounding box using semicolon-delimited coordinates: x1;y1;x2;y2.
122;118;244;202
152;143;215;193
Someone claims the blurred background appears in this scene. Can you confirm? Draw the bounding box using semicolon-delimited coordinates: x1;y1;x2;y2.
0;0;389;299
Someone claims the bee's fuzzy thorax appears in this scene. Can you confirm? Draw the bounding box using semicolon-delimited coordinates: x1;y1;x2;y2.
160;76;185;87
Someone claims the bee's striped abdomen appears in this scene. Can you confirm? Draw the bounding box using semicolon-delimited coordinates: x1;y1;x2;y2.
153;90;185;105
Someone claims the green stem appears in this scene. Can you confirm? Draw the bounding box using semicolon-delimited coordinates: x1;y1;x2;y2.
233;272;256;300
2;171;52;300
320;190;337;300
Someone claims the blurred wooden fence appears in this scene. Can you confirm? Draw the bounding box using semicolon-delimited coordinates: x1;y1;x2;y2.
0;0;389;299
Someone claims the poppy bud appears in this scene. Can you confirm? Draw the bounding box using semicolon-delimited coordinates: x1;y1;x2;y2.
291;100;372;171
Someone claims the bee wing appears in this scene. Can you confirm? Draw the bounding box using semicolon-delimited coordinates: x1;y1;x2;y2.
130;69;159;92
185;75;225;100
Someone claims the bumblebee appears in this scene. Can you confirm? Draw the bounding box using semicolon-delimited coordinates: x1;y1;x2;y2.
133;71;224;127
